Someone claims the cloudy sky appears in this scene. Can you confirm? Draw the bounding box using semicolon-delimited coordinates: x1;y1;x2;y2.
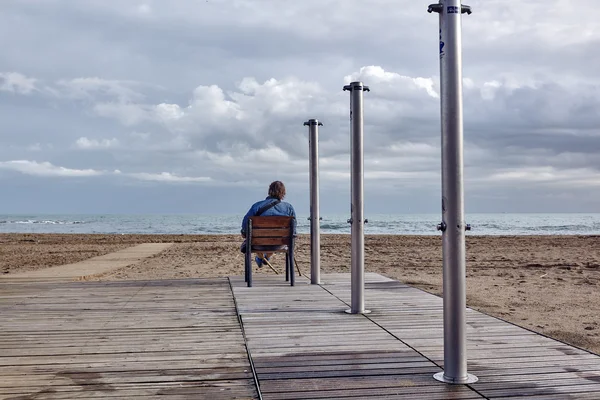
1;0;599;215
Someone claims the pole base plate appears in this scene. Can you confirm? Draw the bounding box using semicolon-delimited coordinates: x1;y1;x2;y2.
433;372;478;384
344;309;371;314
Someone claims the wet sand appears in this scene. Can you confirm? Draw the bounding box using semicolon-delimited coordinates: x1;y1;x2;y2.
1;233;599;355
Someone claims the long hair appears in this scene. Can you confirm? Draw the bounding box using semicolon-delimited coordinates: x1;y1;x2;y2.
268;181;286;200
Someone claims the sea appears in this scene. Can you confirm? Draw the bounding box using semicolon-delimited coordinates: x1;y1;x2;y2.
1;213;600;235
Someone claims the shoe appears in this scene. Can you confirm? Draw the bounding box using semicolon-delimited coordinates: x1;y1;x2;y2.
255;256;263;268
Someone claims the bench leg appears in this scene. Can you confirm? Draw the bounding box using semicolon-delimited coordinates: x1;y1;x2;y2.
285;254;289;282
289;247;295;287
245;247;252;287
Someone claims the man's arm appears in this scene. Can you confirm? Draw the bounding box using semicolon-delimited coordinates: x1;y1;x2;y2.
241;204;257;238
289;205;297;235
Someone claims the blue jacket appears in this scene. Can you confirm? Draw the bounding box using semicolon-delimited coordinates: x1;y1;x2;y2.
241;196;296;235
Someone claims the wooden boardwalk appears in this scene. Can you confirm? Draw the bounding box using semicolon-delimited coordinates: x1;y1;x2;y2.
2;272;600;399
231;273;600;399
0;278;257;399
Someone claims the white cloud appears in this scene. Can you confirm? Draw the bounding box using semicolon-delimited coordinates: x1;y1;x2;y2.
4;66;600;193
49;78;160;126
56;77;145;102
2;0;600;214
156;103;184;121
487;166;600;188
344;66;439;98
0;72;37;94
93;102;153;126
151;77;326;137
480;80;502;100
75;137;119;150
0;160;104;177
126;172;211;183
12;63;593;198
0;160;212;184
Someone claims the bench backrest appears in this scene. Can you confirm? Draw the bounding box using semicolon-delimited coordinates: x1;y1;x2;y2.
247;216;295;247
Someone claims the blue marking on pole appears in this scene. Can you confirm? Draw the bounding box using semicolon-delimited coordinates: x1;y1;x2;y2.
447;5;459;13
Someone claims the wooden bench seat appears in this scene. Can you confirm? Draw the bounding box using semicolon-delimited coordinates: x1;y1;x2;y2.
244;216;296;287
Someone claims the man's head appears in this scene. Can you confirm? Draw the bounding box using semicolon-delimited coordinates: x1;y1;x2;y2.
268;181;286;200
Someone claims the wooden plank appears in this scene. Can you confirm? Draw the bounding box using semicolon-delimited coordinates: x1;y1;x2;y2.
261;385;481;400
252;228;291;237
483;383;600;398
230;275;484;399
252;237;289;246
259;374;468;392
0;277;258;399
494;394;600;400
0;381;256;399
230;272;600;399
249;216;293;228
6;269;600;400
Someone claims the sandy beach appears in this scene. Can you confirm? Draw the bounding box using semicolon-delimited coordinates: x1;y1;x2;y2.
1;233;599;355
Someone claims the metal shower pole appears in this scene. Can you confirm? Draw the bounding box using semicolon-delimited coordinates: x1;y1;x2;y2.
428;0;477;384
343;81;370;315
304;119;322;285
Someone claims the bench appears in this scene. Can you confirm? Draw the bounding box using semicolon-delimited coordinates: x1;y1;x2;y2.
244;216;296;287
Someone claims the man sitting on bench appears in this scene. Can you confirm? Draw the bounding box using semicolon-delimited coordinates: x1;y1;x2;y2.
241;181;297;267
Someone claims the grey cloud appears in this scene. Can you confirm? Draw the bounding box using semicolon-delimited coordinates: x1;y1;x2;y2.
0;72;38;94
0;1;439;87
1;0;600;213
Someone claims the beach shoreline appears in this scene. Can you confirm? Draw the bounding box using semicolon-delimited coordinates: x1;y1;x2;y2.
1;233;598;355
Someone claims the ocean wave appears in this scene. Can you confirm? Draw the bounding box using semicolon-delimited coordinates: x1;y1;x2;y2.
319;223;349;231
0;220;86;225
1;214;599;235
523;224;592;231
475;223;511;230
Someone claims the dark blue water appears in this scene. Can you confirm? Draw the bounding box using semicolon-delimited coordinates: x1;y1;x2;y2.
1;214;600;235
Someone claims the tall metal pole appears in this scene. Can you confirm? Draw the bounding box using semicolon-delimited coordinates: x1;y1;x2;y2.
343;82;370;315
428;0;477;384
304;119;322;285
